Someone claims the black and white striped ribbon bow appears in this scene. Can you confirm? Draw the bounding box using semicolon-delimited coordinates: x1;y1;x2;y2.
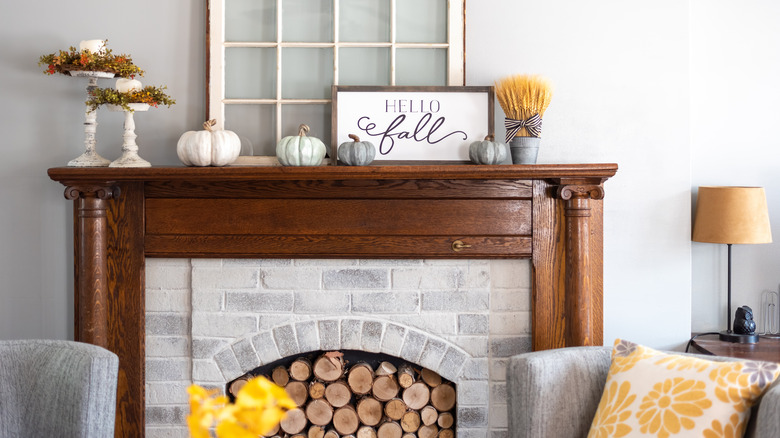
504;114;542;142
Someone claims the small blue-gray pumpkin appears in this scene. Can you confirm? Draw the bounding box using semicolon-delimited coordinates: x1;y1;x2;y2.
338;134;376;166
469;134;507;165
276;124;326;166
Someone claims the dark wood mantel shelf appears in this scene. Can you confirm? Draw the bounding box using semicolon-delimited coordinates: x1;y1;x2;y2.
49;163;617;437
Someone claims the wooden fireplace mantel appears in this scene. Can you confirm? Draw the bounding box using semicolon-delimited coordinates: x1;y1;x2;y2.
48;163;617;437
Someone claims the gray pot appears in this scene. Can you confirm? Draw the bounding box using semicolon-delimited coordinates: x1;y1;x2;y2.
509;136;541;164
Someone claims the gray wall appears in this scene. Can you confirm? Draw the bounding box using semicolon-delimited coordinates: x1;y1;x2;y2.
2;0;778;349
0;0;205;339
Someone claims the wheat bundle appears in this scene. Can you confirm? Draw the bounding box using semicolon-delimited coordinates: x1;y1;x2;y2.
495;74;553;142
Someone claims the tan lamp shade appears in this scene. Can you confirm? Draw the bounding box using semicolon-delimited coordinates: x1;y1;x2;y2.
693;186;772;244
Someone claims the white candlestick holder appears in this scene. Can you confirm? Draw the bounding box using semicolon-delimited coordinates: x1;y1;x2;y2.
108;103;151;167
67;71;115;167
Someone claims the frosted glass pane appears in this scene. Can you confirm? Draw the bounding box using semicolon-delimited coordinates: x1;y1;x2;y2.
396;0;447;43
338;48;390;86
225;0;276;42
225;104;276;156
339;0;391;42
225;48;276;99
282;48;333;99
282;0;333;42
282;104;331;153
396;49;446;86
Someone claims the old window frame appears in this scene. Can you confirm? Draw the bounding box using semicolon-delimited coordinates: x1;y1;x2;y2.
207;0;465;156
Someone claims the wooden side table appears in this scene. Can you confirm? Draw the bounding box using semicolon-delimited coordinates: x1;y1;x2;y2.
690;333;780;363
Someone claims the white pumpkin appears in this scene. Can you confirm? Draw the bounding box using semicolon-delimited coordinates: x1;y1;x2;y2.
116;78;142;93
177;120;241;167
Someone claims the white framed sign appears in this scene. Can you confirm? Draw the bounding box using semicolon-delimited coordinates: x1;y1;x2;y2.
332;86;494;163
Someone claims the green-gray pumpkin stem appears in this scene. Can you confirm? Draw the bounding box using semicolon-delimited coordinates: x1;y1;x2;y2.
348;134;360;142
298;124;310;136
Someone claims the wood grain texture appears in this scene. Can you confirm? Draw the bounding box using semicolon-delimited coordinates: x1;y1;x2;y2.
47;164;618;437
146;199;531;236
556;181;606;348
144;179;533;199
72;201;80;343
105;182;145;438
79;195;110;345
690;334;780;363
48;163;619;183
531;180;566;350
563;196;592;346
590;198;605;345
146;235;532;258
65;185;120;347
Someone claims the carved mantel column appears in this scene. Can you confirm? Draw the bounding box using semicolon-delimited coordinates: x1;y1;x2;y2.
555;181;605;347
64;184;120;348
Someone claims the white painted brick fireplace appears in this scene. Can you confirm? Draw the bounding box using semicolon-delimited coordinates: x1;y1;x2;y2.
144;258;532;438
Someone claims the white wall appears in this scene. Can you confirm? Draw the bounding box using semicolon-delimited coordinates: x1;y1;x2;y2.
690;0;780;333
5;0;775;350
468;1;692;349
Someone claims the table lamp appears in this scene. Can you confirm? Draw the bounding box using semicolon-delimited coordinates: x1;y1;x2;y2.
693;186;772;343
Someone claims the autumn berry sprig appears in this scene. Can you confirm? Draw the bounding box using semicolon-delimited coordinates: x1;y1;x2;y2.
38;40;144;78
87;85;175;112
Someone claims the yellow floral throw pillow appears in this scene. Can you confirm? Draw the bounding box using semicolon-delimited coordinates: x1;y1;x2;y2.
587;339;780;438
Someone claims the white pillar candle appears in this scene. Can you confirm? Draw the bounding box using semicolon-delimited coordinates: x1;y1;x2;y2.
79;39;105;54
116;78;143;93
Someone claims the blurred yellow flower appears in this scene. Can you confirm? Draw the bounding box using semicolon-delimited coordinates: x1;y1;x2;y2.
187;376;294;438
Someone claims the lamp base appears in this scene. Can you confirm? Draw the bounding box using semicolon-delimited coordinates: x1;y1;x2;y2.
719;331;759;343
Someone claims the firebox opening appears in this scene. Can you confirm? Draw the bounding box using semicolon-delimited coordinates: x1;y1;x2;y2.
227;349;457;437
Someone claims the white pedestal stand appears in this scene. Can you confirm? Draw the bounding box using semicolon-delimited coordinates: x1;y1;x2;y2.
108;103;151;167
67;71;115;167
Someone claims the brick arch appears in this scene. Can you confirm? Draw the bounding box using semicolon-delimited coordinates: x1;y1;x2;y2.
211;317;471;384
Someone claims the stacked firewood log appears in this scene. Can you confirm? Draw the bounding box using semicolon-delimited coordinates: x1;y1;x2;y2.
228;352;457;438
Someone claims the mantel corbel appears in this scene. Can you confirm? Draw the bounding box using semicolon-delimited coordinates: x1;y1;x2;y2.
550;176;607;200
64;184;121;202
556;183;605;202
64;183;120;348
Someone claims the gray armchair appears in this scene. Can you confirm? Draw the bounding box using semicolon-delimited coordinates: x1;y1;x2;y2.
507;346;780;438
0;339;119;437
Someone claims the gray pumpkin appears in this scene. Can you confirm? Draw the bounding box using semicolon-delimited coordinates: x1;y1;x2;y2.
469;135;507;165
338;134;376;166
